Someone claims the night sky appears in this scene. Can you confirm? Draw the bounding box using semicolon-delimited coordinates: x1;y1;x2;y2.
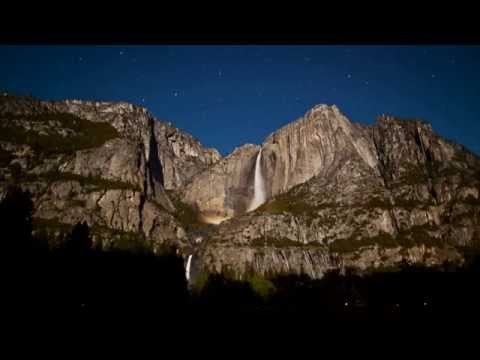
1;45;479;156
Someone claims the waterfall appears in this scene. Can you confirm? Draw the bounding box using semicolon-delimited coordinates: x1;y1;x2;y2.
185;254;193;281
248;148;266;211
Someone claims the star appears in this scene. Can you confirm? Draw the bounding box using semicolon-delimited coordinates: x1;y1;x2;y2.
431;74;436;78
365;80;369;86
218;69;223;77
119;50;124;56
79;57;83;62
141;98;145;103
173;91;179;97
347;74;352;79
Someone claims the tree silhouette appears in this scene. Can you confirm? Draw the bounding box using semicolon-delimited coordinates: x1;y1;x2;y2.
0;186;34;254
64;221;92;255
0;186;43;314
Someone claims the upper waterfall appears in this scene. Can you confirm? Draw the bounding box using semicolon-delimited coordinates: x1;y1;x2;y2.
248;148;266;211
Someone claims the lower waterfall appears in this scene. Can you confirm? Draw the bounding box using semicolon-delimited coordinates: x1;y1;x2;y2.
185;254;193;281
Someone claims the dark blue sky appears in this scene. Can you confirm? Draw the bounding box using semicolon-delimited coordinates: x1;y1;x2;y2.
1;45;479;156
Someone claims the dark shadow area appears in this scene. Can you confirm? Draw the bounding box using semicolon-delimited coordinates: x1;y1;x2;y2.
148;119;164;189
1;186;188;325
2;185;480;329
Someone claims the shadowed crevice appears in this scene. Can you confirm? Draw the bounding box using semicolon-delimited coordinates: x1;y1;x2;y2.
148;118;165;191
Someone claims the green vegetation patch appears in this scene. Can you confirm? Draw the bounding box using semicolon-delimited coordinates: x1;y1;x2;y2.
247;275;276;300
19;170;140;192
396;224;440;248
192;271;210;292
426;161;477;185
249;236;323;248
32;217;73;248
91;224;153;254
391;161;468;187
256;192;320;217
391;163;429;186
255;191;335;228
166;190;208;231
32;217;153;254
192;271;276;301
0;112;119;156
329;225;442;254
329;232;395;253
33;217;72;232
394;198;422;209
363;196;393;210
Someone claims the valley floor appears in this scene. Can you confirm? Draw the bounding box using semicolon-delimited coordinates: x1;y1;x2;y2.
4;247;480;325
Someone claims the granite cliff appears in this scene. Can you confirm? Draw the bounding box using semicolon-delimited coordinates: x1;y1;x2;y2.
183;105;480;280
0;94;220;252
1;94;479;281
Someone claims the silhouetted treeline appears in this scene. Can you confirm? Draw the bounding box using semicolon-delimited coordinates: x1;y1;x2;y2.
189;260;480;322
2;186;480;324
1;186;189;321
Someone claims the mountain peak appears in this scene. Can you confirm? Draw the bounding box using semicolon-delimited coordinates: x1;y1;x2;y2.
307;103;341;117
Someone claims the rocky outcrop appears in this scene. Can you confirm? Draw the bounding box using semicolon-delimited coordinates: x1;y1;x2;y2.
0;95;221;190
182;144;260;220
262;104;379;196
182;106;480;279
182;105;382;216
2;94;479;280
57;98;222;182
199;243;463;280
0;94;220;249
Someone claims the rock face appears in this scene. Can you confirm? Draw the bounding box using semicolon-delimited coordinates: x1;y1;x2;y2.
182;144;260;220
262;104;379;196
182;105;381;215
0;95;220;189
0;94;220;250
200;242;462;280
183;106;480;279
2;94;480;280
